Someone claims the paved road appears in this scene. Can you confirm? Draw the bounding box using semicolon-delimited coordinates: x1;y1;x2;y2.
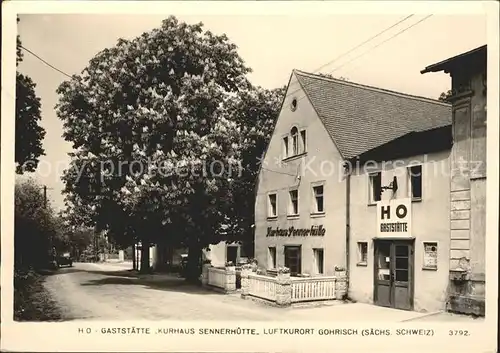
43;262;295;321
43;262;482;322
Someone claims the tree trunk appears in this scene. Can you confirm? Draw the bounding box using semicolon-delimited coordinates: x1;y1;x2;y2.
140;243;150;274
132;244;136;270
185;243;202;284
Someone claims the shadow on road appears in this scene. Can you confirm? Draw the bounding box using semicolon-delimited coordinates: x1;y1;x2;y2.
40;267;86;276
79;269;218;295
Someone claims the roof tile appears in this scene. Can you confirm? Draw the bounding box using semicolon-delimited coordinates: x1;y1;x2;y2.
294;70;452;159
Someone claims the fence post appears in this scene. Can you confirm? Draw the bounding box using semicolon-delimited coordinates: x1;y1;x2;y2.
240;264;252;298
202;263;211;287
335;268;347;299
276;270;292;307
225;265;237;292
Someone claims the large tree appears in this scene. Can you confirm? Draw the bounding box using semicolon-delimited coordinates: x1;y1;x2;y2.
56;16;252;278
221;86;285;256
16;17;46;173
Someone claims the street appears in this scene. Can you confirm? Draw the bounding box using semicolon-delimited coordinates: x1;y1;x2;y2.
44;262;284;321
42;262;484;322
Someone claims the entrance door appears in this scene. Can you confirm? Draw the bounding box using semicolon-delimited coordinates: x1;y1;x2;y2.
374;240;414;310
284;246;302;276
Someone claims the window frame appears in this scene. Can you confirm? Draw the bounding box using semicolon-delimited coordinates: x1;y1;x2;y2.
267;192;278;220
268;246;277;269
357;241;368;266
313;248;324;274
311;182;325;215
300;129;307;154
407;165;423;202
291;127;299;156
282;136;289;159
288;188;300;217
368;171;382;205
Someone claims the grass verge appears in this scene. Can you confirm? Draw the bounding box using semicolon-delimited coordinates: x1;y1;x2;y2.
14;269;64;321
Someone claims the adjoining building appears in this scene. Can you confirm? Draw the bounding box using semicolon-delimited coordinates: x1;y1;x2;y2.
421;45;487;316
152;241;246;270
254;70;452;312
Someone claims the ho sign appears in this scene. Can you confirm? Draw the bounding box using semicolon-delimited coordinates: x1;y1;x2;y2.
376;199;412;238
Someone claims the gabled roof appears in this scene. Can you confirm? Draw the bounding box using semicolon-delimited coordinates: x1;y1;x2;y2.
294;70;452;160
421;45;487;74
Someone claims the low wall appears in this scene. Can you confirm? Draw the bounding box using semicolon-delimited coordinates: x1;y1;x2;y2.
202;265;347;306
202;265;236;293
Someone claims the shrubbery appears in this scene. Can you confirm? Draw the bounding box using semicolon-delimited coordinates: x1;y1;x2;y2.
14;178;67;321
14;269;63;321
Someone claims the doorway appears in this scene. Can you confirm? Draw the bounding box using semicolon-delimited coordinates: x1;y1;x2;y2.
226;246;238;265
284;245;302;276
373;239;414;310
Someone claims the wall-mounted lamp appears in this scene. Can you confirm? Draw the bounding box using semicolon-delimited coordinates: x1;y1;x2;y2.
381;176;398;193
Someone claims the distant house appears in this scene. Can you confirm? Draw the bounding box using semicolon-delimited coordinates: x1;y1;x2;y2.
254;69;452;312
152;223;248;271
421;45;487;316
151;242;245;270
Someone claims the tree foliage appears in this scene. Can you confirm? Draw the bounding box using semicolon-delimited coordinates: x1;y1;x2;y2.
16;17;46;173
56;16;258;277
438;89;453;103
222;86;285;255
15;179;66;269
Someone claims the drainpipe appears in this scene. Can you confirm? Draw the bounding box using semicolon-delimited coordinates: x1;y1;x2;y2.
344;161;352;298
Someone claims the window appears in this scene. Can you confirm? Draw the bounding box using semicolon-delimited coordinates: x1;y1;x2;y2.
408;165;422;201
283;127;306;159
284;246;301;276
313;248;324;274
283;136;289;158
312;184;324;213
268;247;277;269
291;127;299;156
357;242;368;266
423;242;437;270
300;130;307;153
268;193;277;218
289;189;299;215
369;172;382;204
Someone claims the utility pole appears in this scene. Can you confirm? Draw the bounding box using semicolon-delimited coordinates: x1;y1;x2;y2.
43;185;47;208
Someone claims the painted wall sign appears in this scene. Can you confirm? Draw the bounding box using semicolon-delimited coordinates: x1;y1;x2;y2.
376;199;412;237
266;225;326;237
423;243;438;269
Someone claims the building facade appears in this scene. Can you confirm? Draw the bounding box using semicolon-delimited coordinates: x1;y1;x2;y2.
421;45;487;316
254;70;452;312
254;71;347;277
348;131;452;312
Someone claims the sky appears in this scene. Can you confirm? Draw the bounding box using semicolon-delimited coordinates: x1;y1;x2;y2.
16;13;487;211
